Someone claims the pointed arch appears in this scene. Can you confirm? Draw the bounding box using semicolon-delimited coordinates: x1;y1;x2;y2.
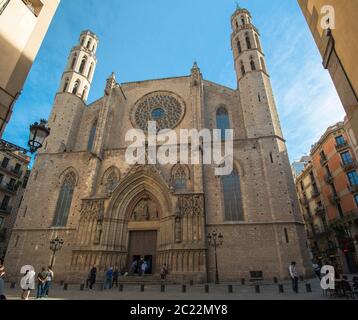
237;40;242;54
86;39;92;49
72;79;80;95
53;170;77;227
107;166;172;221
88;62;94;79
260;57;267;73
71;53;77;70
255;33;262;52
216;106;230;140
101;166;121;194
82;86;88;100
240;61;246;77
245;33;252;49
172;164;190;192
63;78;69;92
221;168;244;221
250;58;256;71
79;56;88;74
87;120;97;152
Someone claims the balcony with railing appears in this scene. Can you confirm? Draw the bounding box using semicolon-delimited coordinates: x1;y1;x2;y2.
335;141;350;152
348;184;358;194
315;206;326;216
312;188;320;198
329;194;341;206
341;160;357;172
320;156;328;166
324;174;334;185
0;205;12;214
0;181;17;194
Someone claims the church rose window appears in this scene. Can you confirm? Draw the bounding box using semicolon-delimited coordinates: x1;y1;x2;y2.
131;91;185;131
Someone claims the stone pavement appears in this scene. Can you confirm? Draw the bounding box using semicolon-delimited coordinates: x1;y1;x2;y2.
2;279;350;300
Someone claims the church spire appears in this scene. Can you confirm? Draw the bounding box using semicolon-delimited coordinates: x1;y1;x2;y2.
105;72;117;95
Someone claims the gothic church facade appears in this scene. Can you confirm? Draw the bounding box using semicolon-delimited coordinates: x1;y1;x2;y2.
5;7;311;283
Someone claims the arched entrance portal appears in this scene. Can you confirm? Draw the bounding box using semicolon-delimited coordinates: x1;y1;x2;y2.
126;194;161;275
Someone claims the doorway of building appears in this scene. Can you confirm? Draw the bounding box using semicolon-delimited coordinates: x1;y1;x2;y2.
128;231;157;275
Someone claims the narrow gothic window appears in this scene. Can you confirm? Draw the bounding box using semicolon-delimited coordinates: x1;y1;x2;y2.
72;80;80;95
87;39;92;49
240;63;246;77
71;54;77;70
216;107;230;140
63;79;69;92
250;59;256;71
258;93;261;102
237;40;242;54
105;170;118;193
79;57;87;74
246;36;252;49
173;166;187;191
222;170;244;221
260;57;267;73
82;86;88;100
81;37;85;46
53;173;76;227
88;62;94;78
235;21;239;29
255;34;262;52
87;121;97;152
284;228;289;243
241;17;245;25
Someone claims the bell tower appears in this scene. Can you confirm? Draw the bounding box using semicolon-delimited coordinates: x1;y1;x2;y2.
231;6;283;139
58;30;99;102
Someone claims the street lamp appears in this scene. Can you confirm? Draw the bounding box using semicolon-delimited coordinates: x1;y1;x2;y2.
0;119;50;154
28;119;51;154
207;230;223;284
49;237;64;268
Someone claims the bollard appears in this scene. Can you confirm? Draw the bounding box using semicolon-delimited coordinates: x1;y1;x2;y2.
278;284;284;293
255;285;260;294
228;285;233;294
190;280;194;286
205;284;209;293
182;285;186;293
10;282;16;289
64;283;68;290
273;277;278;284
306;283;312;293
161;284;165;292
119;284;123;292
241;278;245;285
80;284;85;291
140;284;145;292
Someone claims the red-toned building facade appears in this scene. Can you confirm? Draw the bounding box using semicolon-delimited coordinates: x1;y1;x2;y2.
297;122;358;274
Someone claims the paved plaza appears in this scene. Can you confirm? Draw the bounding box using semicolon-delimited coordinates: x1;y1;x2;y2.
2;279;352;300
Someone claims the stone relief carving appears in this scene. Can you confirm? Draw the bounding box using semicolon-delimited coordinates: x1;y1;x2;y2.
130;196;159;221
174;203;182;243
80;199;105;245
178;194;204;216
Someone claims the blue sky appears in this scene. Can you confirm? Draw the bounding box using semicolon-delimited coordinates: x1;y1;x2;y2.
3;0;345;162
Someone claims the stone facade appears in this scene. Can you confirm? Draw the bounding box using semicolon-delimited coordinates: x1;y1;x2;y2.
4;7;311;284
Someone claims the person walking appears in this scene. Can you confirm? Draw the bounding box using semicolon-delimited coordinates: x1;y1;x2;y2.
36;267;48;299
21;269;35;300
88;265;97;290
0;265;6;300
105;267;113;289
160;264;168;281
141;260;147;277
289;261;299;293
112;267;119;288
312;262;321;279
44;266;54;297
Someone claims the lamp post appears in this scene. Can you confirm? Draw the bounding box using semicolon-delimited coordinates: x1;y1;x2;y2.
207;230;223;284
49;237;64;268
0;119;50;154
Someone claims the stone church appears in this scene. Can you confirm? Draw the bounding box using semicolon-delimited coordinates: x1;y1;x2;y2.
5;7;311;283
